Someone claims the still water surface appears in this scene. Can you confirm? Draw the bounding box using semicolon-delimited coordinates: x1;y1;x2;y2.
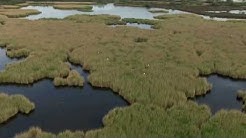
196;75;246;114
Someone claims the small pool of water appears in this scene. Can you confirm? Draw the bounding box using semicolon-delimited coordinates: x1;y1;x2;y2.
0;49;22;72
0;48;128;138
195;75;246;114
110;23;153;30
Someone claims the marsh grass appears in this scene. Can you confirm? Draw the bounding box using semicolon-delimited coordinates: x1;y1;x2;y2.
53;5;93;12
0;50;70;84
0;9;41;18
201;110;246;137
134;37;148;43
0;93;35;123
149;9;168;13
0;13;245;137
1;5;20;9
85;101;211;137
65;14;125;25
54;70;84;87
15;127;84;138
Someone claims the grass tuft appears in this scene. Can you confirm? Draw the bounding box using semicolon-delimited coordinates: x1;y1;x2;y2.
54;70;84;87
0;9;41;18
0;93;35;123
53;5;93;12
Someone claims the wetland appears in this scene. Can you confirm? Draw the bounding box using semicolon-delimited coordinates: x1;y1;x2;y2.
0;1;245;138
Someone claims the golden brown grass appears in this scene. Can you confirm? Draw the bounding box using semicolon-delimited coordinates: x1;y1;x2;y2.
0;9;41;18
0;14;245;137
54;70;84;87
53;4;93;12
0;93;35;123
0;5;20;9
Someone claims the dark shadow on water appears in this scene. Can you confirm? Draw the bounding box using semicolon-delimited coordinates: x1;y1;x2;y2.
195;74;246;114
0;48;128;138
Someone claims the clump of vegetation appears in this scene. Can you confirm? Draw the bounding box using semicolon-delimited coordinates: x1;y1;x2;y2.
0;93;35;123
65;14;125;25
201;110;246;137
54;70;84;87
0;50;70;84
134;37;148;43
0;19;4;25
0;5;20;9
149;9;168;13
86;101;211;137
53;5;93;12
15;127;84;138
0;9;41;18
7;48;30;58
237;90;246;111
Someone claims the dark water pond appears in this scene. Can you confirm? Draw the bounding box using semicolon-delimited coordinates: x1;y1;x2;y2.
0;48;128;138
195;75;246;114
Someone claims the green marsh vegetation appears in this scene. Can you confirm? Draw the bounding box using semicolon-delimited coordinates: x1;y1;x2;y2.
54;70;84;87
65;14;126;25
15;127;84;138
201;110;246;137
0;93;34;123
0;12;245;137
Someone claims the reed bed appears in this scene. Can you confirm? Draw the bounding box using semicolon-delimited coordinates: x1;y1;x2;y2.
201;110;246;137
54;70;84;87
0;93;35;123
0;14;245;137
0;5;20;9
0;9;41;18
149;9;168;13
65;14;125;25
15;127;84;138
53;5;93;12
